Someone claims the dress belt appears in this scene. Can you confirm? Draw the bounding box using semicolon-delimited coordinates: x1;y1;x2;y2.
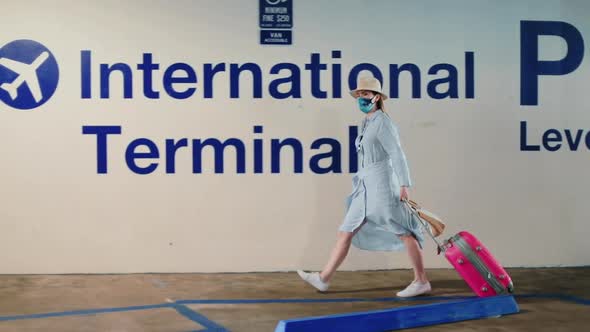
355;159;391;178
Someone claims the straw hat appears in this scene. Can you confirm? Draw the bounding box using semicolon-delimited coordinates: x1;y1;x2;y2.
349;76;388;100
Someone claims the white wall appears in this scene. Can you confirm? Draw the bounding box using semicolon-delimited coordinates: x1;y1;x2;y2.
0;0;589;273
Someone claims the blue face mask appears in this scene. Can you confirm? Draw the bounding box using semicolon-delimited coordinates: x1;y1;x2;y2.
357;96;376;113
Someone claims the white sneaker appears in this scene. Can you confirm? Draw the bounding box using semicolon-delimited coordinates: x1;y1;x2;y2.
396;280;431;297
297;270;330;292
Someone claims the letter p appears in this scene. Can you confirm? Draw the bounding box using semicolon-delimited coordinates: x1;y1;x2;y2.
521;20;584;106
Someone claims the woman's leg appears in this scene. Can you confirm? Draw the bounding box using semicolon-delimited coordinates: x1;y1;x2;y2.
319;232;353;282
319;221;366;282
396;234;431;297
399;234;428;283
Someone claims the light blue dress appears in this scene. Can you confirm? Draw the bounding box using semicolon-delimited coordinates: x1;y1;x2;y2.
340;109;424;251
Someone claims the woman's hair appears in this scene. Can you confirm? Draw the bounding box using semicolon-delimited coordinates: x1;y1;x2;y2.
376;93;386;112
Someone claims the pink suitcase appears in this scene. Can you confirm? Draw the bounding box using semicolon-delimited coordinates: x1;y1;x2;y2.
440;231;514;297
404;200;514;297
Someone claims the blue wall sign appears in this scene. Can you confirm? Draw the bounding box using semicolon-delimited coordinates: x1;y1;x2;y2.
260;30;292;45
259;0;293;29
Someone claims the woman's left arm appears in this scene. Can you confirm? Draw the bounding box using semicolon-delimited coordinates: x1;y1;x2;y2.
377;119;412;188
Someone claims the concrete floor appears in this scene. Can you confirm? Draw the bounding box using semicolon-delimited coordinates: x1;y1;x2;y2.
0;267;588;331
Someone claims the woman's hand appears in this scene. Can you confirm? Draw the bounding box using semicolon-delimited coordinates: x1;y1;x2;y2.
400;186;409;201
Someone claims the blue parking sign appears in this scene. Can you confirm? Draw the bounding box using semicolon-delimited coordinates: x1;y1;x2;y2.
259;0;293;29
260;30;292;45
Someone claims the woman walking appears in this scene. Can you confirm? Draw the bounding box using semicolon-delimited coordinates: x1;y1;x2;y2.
297;76;431;298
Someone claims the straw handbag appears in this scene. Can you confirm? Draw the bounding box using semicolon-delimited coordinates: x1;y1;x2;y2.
404;199;446;237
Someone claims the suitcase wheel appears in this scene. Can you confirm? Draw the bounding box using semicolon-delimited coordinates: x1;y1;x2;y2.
507;282;514;293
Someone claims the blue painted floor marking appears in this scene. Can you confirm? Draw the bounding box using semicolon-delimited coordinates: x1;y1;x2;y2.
0;293;587;332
